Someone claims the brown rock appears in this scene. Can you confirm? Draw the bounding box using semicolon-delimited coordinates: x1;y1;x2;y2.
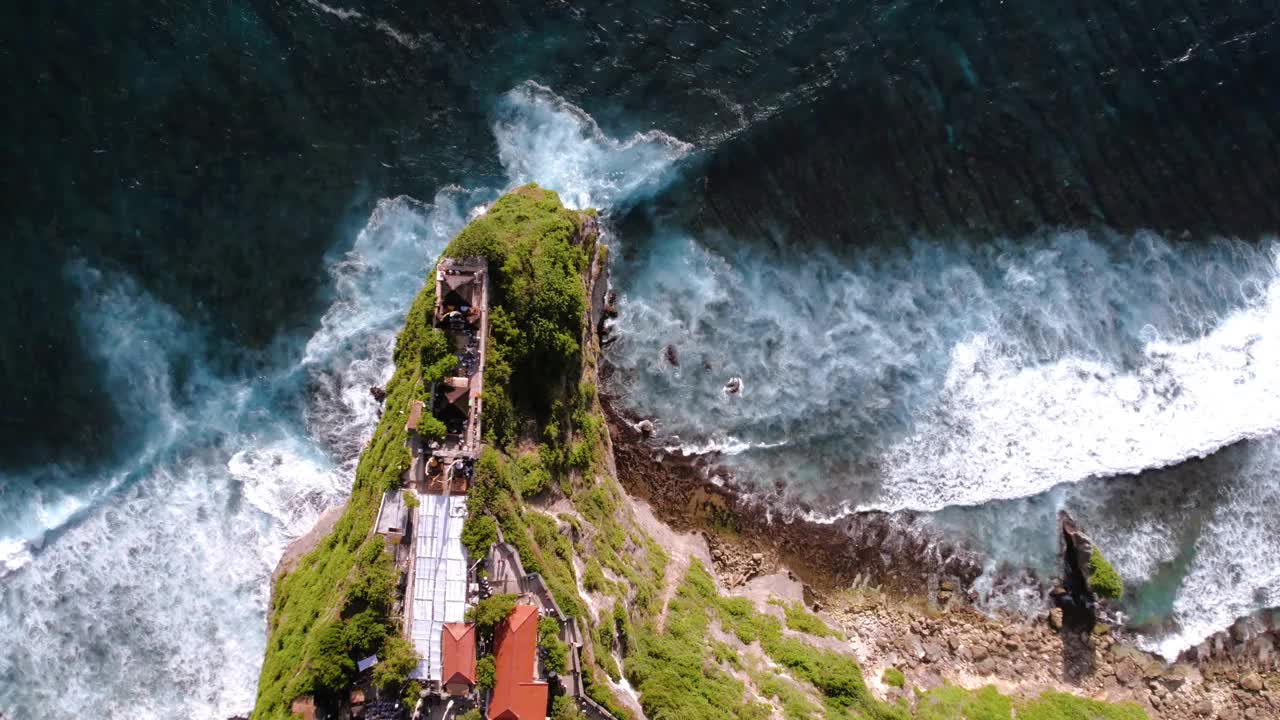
1116;663;1139;687
976;657;997;675
1092;622;1111;636
1193;698;1215;716
971;645;990;663
1048;607;1064;631
923;642;945;664
1241;672;1264;692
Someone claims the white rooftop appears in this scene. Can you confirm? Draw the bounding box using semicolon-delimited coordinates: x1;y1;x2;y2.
408;493;469;680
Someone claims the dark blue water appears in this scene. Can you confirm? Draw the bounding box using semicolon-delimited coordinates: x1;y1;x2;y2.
2;1;1278;717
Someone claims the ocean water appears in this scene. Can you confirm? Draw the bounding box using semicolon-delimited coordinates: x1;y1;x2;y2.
3;0;1280;716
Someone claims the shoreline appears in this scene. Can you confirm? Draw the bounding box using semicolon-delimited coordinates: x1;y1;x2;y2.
599;386;1280;718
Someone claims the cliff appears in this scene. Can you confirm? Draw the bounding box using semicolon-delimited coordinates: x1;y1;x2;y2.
253;186;1170;720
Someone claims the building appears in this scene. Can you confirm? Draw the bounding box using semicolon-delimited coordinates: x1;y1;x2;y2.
408;494;469;682
441;622;477;696
489;604;548;720
430;258;490;460
374;489;410;545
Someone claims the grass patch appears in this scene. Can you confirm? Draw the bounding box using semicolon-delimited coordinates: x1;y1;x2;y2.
882;668;905;689
772;599;841;639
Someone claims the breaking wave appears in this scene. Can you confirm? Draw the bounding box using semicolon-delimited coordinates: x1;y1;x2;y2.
493;81;693;210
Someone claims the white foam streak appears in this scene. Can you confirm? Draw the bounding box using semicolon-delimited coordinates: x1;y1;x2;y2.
1141;439;1280;660
493;81;693;210
874;247;1280;511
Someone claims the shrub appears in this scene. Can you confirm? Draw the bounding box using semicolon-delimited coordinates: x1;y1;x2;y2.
461;514;498;559
882;667;905;688
475;656;496;691
402;680;422;709
418;415;447;443
518;453;552;497
780;601;839;639
306;622;355;697
456;710;482;720
1019;690;1147;720
342;609;389;658
402;491;420;511
552;696;587;720
583;558;609;594
372;636;420;690
469;594;518;634
1088;548;1125;601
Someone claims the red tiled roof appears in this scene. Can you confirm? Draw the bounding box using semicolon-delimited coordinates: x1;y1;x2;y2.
489;605;548;720
442;623;477;687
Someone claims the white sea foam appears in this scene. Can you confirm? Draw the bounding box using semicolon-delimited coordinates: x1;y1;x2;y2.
872;244;1280;511
493;81;693;210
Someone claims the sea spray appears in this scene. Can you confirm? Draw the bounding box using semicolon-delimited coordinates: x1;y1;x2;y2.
493;81;694;210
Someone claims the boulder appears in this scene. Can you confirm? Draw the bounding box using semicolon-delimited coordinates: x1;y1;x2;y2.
635;419;655;437
369;385;386;402
1192;698;1215;716
1241;672;1264;692
976;657;997;675
923;642;945;664
1047;607;1063;631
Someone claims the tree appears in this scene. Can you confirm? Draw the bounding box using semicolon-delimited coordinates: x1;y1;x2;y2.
461;514;498;559
467;594;518;634
372;636;420;690
342;608;388;658
307;622;355;695
418;415;447;443
475;656;496;691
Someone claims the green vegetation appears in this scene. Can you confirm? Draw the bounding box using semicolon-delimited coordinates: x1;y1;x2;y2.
461;513;498;558
1088;548;1125;601
882;667;905;689
372;637;420;690
552;696;587;720
913;685;1009;720
468;594;518;634
1019;691;1147;720
444;185;595;434
457;710;483;720
476;656;496;691
402;490;420;511
910;686;1145;720
751;669;823;720
774;599;841;639
538;615;570;675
